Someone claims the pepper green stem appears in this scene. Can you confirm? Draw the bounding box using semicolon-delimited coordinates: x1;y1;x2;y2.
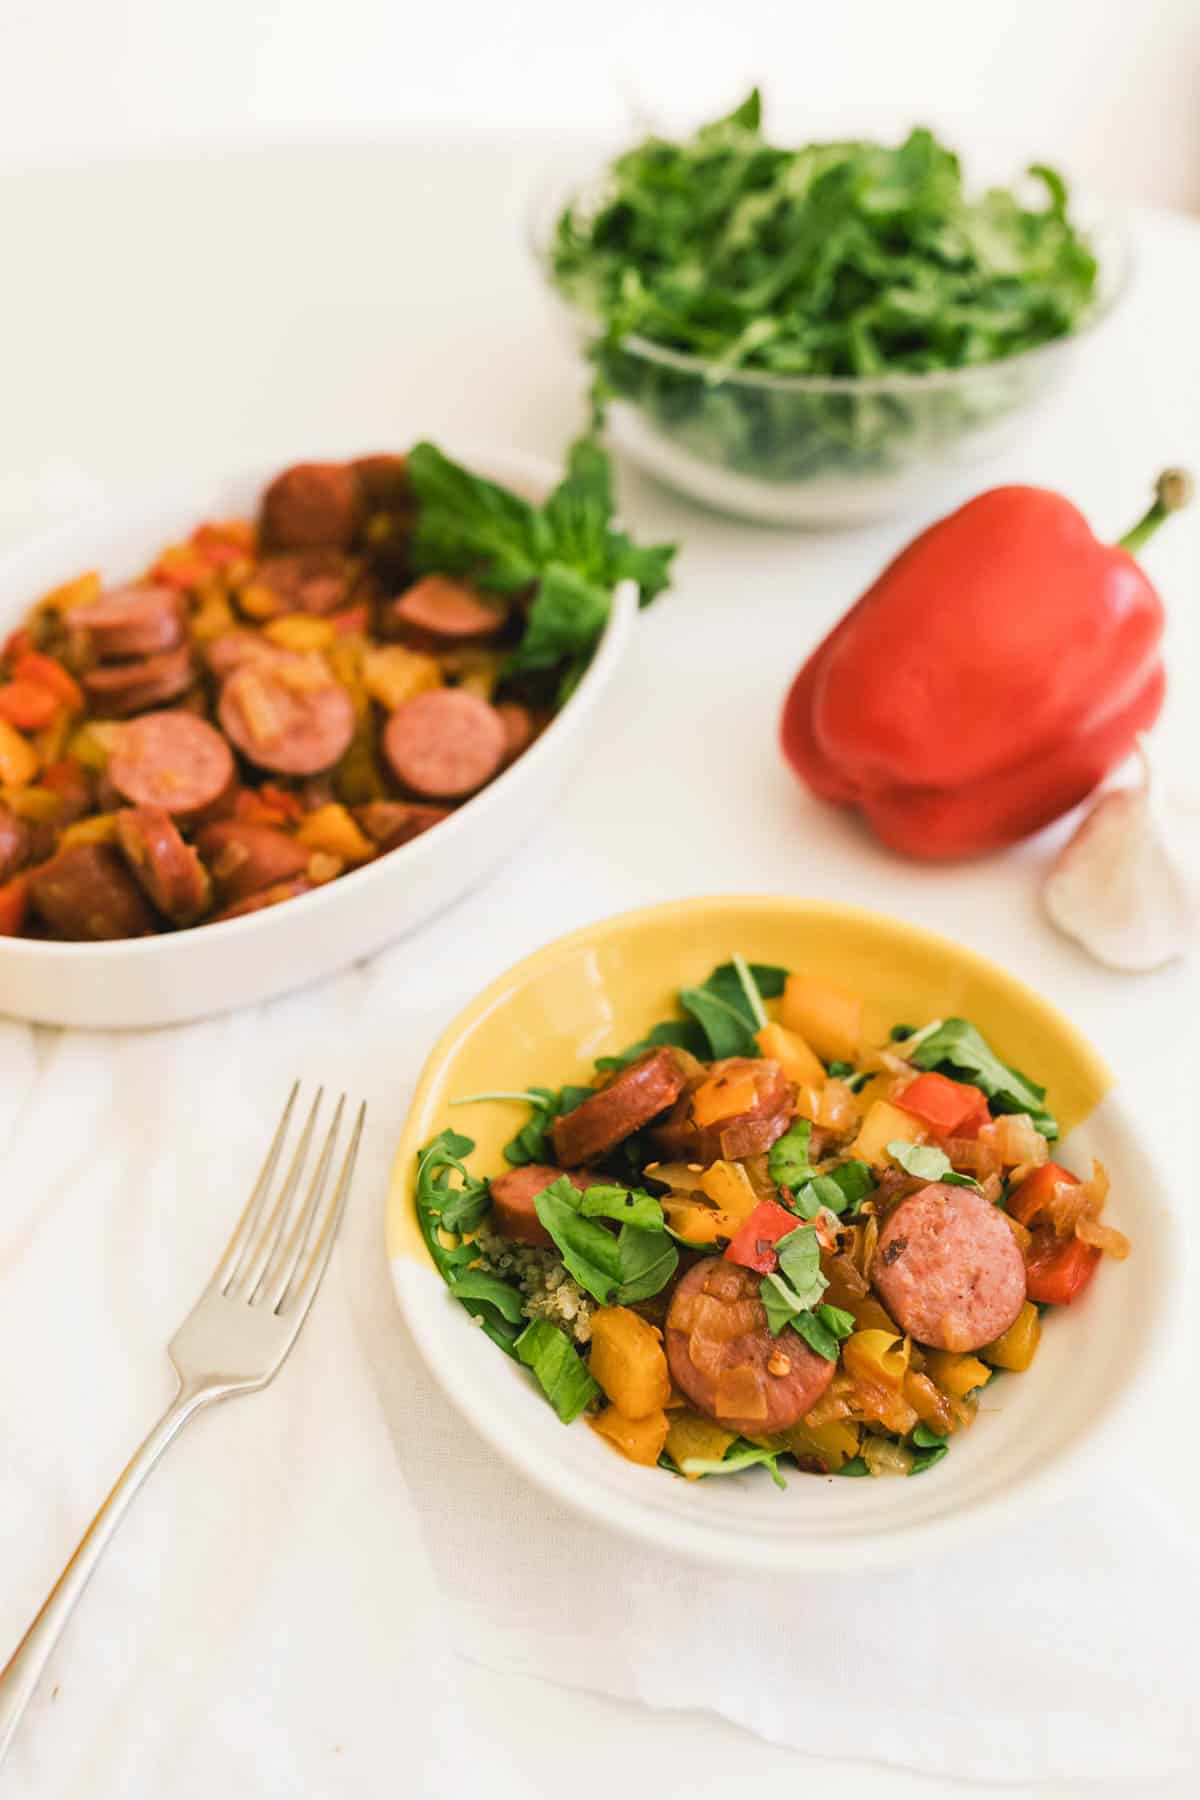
1117;469;1193;554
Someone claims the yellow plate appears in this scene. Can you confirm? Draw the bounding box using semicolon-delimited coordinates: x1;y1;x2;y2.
387;895;1168;1570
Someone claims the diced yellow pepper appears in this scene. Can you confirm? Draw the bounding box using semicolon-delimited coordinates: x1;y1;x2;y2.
66;721;122;771
264;614;337;653
362;645;443;712
0;719;39;787
665;1412;737;1474
34;713;72;767
6;784;62;822
59;812;119;847
924;1349;992;1399
237;581;283;620
589;1404;668;1467
691;1070;759;1128
780;973;863;1064
661;1198;737;1247
189;592;237;643
38;570;101;613
305;851;344;885
589;1307;671;1419
783;1417;861;1472
295;802;375;865
849;1099;926;1166
982;1301;1041;1372
697;1159;758;1224
754;1020;826;1087
843;1329;909;1391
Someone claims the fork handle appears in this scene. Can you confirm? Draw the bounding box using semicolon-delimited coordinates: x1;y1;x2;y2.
0;1385;207;1764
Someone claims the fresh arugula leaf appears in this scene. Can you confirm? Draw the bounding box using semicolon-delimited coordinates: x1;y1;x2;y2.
910;1018;1058;1140
594;1018;708;1073
789;1309;843;1362
836;1455;870;1477
680;1440;788;1489
909;1443;950;1475
678;959;788;1059
817;1303;856;1341
482;1084;593;1167
414;1132;522;1353
911;1423;948;1449
515;1320;600;1423
885;1140;982;1190
768;1119;815;1192
533;1176;678;1304
578;1184;664;1230
825;1160;873;1208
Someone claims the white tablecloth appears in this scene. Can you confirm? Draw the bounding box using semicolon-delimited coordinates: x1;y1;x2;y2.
0;142;1197;1796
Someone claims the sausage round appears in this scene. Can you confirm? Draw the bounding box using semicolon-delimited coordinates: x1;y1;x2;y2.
108;712;236;817
205;631;278;682
352;452;410;512
496;701;537;763
549;1049;688;1168
390;576;507;647
115;806;212;924
653;1057;796;1164
0;804;31;882
81;644;195;717
489;1165;592;1249
75;584;184;660
212;875;314;922
382;688;507;800
218;653;356;776
259;462;364;553
665;1259;835;1435
193;820;309;905
29;842;157;940
870;1183;1027;1352
252;551;356;616
353;799;452;852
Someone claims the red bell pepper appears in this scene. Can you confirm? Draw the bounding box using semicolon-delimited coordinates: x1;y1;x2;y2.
1008;1161;1080;1228
1024;1228;1100;1305
780;472;1191;859
13;651;84;713
897;1072;989;1136
0;680;58;730
723;1200;801;1273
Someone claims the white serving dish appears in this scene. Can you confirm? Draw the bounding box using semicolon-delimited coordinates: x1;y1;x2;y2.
0;449;638;1029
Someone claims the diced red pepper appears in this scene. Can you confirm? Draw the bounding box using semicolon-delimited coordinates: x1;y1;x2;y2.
151;548;209;591
330;603;369;636
723;1201;803;1273
0;680;59;730
0;872;30;936
191;520;254;568
1024;1228;1101;1305
3;627;33;664
13;651;84;712
1008;1161;1080;1228
233;788;289;829
258;783;304;823
897;1072;990;1135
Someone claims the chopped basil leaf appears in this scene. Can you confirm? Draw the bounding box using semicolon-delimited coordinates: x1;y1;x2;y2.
515;1320;600;1423
826;1160;873;1208
909;1444;950;1475
679;959;789;1059
768;1119;815;1192
612;1222;680;1303
789;1173;857;1218
578;1184;664;1230
533;1176;678;1304
885;1140;982;1191
910;1017;1057;1140
836;1456;870;1477
789;1309;842;1361
817;1303;857;1340
776;1225;827;1306
911;1422;948;1449
681;1441;788;1489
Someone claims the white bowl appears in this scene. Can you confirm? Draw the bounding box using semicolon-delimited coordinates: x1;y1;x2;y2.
387;896;1175;1571
0;449;638;1028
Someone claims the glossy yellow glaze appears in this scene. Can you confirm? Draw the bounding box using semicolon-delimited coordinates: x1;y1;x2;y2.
386;896;1113;1264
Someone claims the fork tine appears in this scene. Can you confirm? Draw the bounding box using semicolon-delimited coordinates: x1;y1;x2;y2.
211;1080;299;1294
233;1087;323;1301
259;1094;345;1312
279;1101;365;1320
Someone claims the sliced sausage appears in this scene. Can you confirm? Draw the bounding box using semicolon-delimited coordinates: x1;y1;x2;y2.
29;842;157;940
352;453;410;512
871;1183;1026;1352
653;1057;796;1165
115;806;212;924
81;644;195;717
251;551;357;616
108;712;236;818
193;820;309;905
218;653;355;776
353;799;452;852
489;1165;592;1249
204;631;277;682
39;758;94;824
0;804;31;882
259;462;364;553
496;701;538;763
665;1259;835;1435
549;1049;688;1168
74;584;184;660
382;688;506;800
213;875;314;921
390;576;507;648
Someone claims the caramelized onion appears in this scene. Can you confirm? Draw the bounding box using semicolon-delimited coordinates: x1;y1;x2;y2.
714;1364;769;1423
863;1435;914;1478
1075;1216;1131;1259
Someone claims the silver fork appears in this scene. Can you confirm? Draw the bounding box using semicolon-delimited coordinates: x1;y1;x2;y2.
0;1083;365;1764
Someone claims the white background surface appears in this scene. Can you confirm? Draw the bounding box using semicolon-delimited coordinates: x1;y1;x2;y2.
0;19;1197;1796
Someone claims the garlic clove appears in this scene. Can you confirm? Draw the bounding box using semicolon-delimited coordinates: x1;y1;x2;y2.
1042;743;1197;972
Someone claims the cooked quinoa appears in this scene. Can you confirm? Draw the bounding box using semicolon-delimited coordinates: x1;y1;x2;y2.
472;1221;596;1345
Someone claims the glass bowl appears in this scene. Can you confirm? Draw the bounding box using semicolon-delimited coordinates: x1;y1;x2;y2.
530;177;1133;528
